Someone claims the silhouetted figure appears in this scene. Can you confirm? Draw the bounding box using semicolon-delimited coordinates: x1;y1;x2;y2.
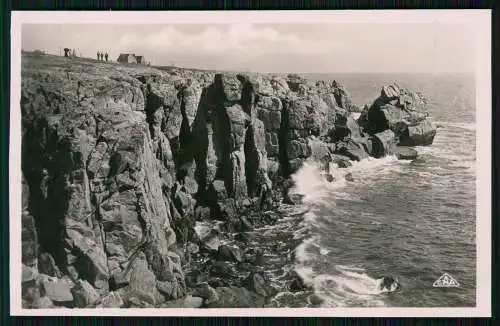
105;52;108;62
64;48;70;57
97;51;100;60
100;52;104;61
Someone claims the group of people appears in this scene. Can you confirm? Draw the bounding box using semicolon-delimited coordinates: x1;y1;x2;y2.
63;48;77;57
97;51;109;62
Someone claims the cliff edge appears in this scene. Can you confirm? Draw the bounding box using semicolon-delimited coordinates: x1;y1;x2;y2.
20;51;436;308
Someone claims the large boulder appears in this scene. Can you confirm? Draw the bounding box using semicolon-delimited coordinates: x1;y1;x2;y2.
369;130;396;158
361;83;436;146
333;139;369;161
394;146;418;160
398;119;437;146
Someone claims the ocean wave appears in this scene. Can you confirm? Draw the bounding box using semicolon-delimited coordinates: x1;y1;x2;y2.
436;121;476;131
294;263;388;307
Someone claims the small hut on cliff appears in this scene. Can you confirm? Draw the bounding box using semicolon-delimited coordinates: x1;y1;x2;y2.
117;53;137;64
117;53;147;65
135;55;147;64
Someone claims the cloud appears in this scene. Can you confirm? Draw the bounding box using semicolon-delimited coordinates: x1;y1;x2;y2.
118;23;347;58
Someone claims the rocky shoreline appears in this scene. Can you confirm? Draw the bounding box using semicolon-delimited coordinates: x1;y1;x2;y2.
20;51;436;308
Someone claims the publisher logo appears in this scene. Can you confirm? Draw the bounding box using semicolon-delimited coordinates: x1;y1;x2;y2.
432;273;460;288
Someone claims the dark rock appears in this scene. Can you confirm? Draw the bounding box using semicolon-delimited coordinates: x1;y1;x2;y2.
323;173;335;183
71;279;100;308
369;130;396;158
217;245;243;263
243;272;276;297
283;193;305;205
235;232;253;243
21;175;37;268
204;286;265;308
285;270;310;293
344;173;354;182
210;260;237;278
40;276;74;306
330;154;352;168
187;243;199;255
394;146;418;160
191;282;219;305
201;230;221;251
22;265;41;303
194;205;211;220
398;120;437;146
207;277;229;288
156;280;175;297
38;253;62;278
307;294;324;306
334;139;369;161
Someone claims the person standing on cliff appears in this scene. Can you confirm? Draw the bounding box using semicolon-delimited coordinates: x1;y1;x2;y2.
105;52;108;62
96;51;100;60
100;52;104;61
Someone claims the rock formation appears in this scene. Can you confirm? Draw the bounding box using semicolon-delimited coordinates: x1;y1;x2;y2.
19;51;437;308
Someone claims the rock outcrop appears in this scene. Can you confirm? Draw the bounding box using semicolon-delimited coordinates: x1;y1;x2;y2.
358;82;436;146
19;52;437;308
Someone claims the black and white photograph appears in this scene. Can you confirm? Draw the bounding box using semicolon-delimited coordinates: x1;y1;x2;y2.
10;10;491;316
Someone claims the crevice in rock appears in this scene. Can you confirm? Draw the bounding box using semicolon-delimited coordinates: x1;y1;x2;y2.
278;100;291;178
21;122;71;274
244;125;259;198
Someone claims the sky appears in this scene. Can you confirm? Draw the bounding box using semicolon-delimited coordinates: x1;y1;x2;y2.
21;22;477;74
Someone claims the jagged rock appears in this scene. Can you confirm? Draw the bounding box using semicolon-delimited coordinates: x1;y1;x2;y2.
22;265;41;303
369;130;396;158
394;146;418;160
21;178;38;267
128;258;157;305
97;291;124;308
187;243;199;255
334;139;369;161
214;73;243;104
265;132;280;157
40;276;74;306
399;119;437;146
66;229;110;291
210;260;237;278
285;270;310;293
38;253;61;278
204;286;265;308
201;231;221;251
243;272;276;297
191;282;219;305
360;83;436;146
286;139;311;160
381;84;401;101
217;245;243;263
32;296;55;309
332;80;358;112
20;53;438;310
71;279;100;308
330;154;353;168
160;295;204;308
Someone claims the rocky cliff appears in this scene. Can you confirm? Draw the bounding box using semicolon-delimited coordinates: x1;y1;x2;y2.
20;51;436;308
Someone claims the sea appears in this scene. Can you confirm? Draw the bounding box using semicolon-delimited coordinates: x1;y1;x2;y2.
250;73;477;308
